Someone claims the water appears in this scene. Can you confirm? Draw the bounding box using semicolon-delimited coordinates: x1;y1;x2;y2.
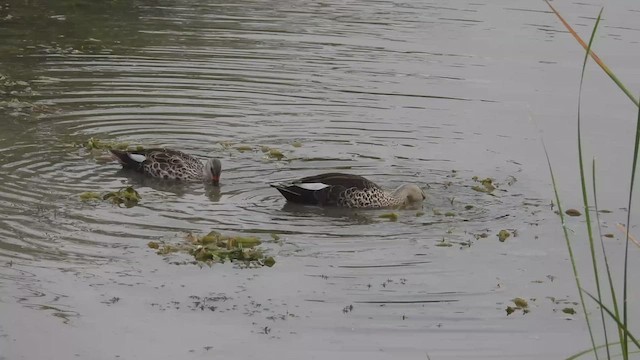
1;0;639;359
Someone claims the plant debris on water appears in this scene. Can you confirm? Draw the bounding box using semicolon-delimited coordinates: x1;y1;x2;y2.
497;229;510;242
562;307;576;315
267;148;285;160
147;230;275;268
506;297;530;316
471;176;496;193
80;186;141;208
564;208;582;217
379;212;398;222
78;137;138;151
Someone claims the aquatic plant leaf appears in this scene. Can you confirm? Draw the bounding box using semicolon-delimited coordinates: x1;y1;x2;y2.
379;212;398;221
263;257;276;267
498;230;510;242
270;233;281;241
292;141;302;148
506;306;516;316
513;297;529;309
565;209;582;217
268;148;285;160
147;241;160;249
563;307;577;315
79;192;102;201
235;145;253;152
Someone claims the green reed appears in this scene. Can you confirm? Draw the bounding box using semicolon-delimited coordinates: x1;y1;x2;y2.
543;2;640;359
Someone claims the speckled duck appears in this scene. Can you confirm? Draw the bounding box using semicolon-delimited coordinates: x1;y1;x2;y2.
110;148;222;185
271;173;425;208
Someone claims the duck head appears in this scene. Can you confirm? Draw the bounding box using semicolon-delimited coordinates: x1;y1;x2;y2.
204;158;222;186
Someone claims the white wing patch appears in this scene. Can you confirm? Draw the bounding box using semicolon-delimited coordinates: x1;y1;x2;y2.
128;153;147;163
297;182;329;191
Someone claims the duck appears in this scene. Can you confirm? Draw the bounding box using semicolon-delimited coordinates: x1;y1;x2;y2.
270;173;425;208
110;148;222;185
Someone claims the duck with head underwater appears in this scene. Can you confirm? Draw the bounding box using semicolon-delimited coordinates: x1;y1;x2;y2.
271;173;425;208
110;148;222;185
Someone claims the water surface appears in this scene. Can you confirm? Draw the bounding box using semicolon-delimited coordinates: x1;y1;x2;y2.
1;0;639;359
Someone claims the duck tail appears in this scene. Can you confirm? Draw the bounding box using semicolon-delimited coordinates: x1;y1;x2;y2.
110;149;144;169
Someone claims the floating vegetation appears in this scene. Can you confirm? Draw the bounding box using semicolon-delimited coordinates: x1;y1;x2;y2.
291;141;303;148
235;145;253;152
497;229;511;242
267;148;285;160
379;212;398;222
564;209;582;217
562;307;576;315
415;211;425;217
435;238;453;247
148;231;275;268
79;192;102;201
270;233;281;241
471;176;496;193
77;137;141;151
603;233;614;238
79;186;141;208
506;297;530;316
444;211;456;217
464;205;474;210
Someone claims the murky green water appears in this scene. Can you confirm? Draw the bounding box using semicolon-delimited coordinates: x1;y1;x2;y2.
1;0;639;359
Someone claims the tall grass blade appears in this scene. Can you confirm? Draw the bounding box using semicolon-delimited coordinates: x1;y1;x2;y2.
543;0;639;108
593;158;625;358
543;141;598;359
576;9;608;359
567;342;621;360
583;289;640;350
623;95;640;358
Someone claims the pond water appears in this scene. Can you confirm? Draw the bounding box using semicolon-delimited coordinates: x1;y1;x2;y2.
1;0;639;359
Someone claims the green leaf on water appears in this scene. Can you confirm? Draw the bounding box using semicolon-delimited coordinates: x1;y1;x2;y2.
565;209;582;217
235;145;253;152
562;307;576;315
506;306;516;316
498;230;511;242
79;192;102;201
291;141;302;148
147;241;160;249
415;211;425;217
270;233;281;241
379;213;398;221
444;212;456;217
263;257;276;267
268;148;285;160
513;297;529;309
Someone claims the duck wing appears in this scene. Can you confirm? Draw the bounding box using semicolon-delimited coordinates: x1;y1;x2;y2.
271;173;380;206
110;148;199;170
294;173;380;190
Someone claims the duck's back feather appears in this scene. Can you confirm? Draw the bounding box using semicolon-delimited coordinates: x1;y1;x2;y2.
271;173;383;206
